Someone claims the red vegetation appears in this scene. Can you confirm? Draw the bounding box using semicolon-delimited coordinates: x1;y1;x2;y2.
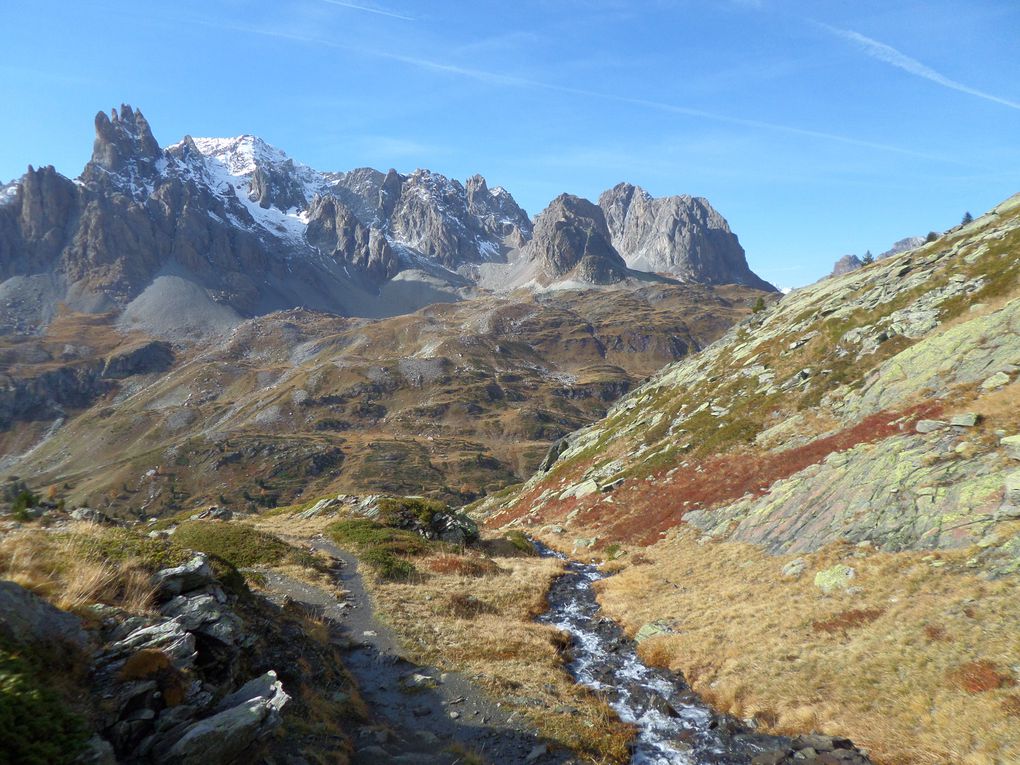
947;660;1016;694
489;401;943;546
812;608;884;634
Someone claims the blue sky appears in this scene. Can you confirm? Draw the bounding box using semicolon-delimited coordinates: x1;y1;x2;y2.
1;1;1018;287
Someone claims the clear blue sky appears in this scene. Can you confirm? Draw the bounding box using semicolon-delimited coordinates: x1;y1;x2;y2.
2;1;1018;287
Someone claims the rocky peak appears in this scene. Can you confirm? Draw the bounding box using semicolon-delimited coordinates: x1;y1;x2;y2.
598;182;774;291
832;254;864;277
87;104;162;178
522;193;627;285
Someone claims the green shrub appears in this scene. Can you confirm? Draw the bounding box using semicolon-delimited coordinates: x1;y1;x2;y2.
360;549;417;581
326;519;430;557
504;530;537;556
0;648;88;765
375;497;448;528
173;521;320;571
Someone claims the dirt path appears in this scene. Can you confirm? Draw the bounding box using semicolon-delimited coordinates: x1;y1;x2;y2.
261;535;575;764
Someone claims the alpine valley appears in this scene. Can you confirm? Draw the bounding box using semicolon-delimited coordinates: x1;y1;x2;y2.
1;104;1018;765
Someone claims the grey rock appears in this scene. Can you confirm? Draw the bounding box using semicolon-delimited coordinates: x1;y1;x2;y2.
915;419;948;434
781;558;807;578
70;506;114;524
161;593;243;645
188;506;233;521
109;619;197;668
216;670;285;712
1001;435;1020;460
153;553;215;598
521;194;628;285
599;182;775;290
165;676;289;764
0;580;87;647
949;413;980;427
831;254;863;277
981;371;1011;389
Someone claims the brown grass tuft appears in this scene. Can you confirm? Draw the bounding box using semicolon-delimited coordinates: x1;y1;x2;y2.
446;592;498;619
426;554;504;577
924;623;950;642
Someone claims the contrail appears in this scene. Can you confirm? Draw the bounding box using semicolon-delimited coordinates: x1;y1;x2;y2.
320;0;413;22
820;23;1020;111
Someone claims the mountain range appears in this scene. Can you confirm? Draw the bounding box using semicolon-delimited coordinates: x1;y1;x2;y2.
0;104;773;340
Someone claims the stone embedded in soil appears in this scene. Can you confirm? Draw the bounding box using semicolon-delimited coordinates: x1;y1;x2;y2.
1001;435;1020;460
981;371;1012;389
915;419;948;433
781;558;807;578
950;413;980;427
814;564;855;594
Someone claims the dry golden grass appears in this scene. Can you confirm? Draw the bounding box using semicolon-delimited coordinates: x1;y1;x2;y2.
594;527;1020;765
0;524;156;614
365;542;634;763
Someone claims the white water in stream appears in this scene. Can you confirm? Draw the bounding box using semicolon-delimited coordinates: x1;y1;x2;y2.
535;541;782;765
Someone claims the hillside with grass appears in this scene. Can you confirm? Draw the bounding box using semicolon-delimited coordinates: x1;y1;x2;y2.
1;282;764;517
473;192;1020;764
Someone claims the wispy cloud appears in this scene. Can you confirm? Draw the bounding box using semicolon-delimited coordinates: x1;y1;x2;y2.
187;17;960;163
320;0;413;22
820;23;1020;111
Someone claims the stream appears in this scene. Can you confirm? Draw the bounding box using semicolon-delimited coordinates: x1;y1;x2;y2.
535;540;793;765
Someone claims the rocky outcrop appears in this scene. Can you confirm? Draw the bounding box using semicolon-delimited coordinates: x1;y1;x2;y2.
521;194;628;285
0;340;174;428
305;195;399;283
831;254;863;276
88;553;290;763
879;236;925;260
598;182;774;290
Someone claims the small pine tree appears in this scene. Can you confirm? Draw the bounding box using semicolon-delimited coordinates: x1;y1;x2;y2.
962;211;973;225
752;296;766;313
862;250;874;265
925;231;939;243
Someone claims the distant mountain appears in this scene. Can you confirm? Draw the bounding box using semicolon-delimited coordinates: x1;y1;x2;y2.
831;254;864;276
0;104;771;337
598;182;775;291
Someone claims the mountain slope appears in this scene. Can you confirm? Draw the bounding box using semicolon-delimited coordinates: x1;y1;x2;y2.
472;191;1020;764
1;282;765;515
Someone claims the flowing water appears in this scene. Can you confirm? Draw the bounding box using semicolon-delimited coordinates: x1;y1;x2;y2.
535;541;790;764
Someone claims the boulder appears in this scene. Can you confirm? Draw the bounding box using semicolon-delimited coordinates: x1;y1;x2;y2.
1000;435;1020;461
949;413;980;427
781;558;807;579
108;619;197;668
189;506;233;521
814;565;855;594
153;554;215;598
70;507;115;524
981;371;1011;390
0;580;87;648
165;676;289;765
635;620;677;642
161;593;243;645
915;419;948;434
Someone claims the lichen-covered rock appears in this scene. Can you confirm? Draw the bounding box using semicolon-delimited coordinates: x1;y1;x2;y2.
814;565;855;594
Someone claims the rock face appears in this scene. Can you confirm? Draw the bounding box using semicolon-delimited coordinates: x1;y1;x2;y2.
598;183;774;290
305;195;399;284
520;194;629;286
831;254;863;276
